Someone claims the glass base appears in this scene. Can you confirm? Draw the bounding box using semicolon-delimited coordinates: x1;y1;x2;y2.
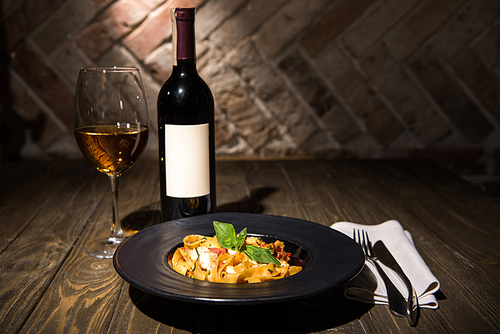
84;237;123;259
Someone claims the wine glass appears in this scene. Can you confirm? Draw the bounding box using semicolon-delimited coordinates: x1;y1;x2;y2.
74;66;149;258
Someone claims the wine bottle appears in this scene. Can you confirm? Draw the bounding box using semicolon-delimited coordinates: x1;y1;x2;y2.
157;7;216;221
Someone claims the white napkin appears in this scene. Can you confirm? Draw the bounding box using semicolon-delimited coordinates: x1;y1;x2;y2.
331;220;440;309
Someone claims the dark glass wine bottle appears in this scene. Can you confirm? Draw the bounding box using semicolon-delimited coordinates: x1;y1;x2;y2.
157;7;216;221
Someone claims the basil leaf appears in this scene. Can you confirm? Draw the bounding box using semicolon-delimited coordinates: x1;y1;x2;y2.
193;247;199;271
243;245;281;265
213;221;236;249
213;222;280;266
235;227;247;249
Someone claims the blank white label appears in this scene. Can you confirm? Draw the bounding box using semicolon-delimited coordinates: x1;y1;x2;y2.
165;123;210;197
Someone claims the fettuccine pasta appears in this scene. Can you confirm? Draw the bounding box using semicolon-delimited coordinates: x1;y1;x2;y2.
168;233;303;283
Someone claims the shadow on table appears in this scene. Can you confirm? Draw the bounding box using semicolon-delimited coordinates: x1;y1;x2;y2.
217;187;278;213
128;286;369;333
120;186;277;233
121;204;162;234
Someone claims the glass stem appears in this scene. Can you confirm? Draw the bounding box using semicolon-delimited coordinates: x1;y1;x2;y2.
108;173;123;243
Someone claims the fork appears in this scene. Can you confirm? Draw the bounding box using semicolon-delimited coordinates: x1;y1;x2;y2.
354;229;406;317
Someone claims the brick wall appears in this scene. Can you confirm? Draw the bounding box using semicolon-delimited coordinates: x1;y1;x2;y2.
1;0;499;192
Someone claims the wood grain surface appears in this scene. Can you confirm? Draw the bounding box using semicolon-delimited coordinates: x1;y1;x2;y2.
0;159;498;333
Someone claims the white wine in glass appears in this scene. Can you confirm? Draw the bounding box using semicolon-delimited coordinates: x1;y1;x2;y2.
74;67;149;258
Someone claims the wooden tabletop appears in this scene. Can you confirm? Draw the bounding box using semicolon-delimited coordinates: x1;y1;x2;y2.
1;159;499;333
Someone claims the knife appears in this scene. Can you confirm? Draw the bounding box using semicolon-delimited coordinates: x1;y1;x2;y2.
370;256;407;317
373;241;419;326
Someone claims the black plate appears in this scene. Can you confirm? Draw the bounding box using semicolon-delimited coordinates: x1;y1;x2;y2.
113;213;364;305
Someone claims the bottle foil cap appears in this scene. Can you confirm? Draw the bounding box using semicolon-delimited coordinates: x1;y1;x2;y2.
175;7;195;21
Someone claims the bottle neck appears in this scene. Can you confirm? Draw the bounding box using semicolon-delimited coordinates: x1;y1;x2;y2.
171;8;195;66
172;59;197;75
